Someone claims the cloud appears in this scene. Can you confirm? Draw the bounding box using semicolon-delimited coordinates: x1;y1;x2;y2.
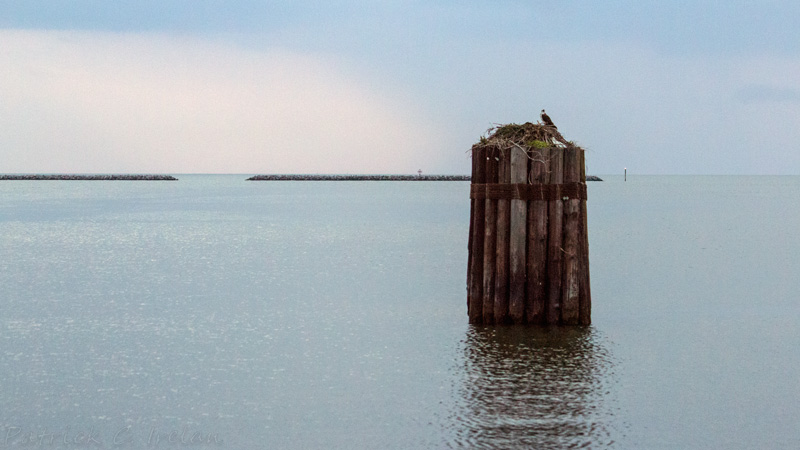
0;30;449;174
3;26;800;176
416;38;800;174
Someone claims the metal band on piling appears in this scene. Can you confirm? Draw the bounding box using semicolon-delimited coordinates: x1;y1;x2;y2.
469;182;587;201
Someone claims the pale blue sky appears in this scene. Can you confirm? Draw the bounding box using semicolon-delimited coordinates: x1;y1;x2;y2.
1;1;799;174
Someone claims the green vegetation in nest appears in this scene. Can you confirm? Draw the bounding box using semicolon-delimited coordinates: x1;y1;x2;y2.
528;140;551;148
472;122;579;152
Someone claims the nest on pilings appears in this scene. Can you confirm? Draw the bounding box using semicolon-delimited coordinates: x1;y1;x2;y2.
472;122;581;154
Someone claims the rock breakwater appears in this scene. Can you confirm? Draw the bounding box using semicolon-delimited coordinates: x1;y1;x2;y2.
0;174;178;181
247;174;602;181
247;174;471;181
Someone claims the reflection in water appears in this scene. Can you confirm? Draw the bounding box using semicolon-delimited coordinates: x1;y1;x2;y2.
447;326;619;449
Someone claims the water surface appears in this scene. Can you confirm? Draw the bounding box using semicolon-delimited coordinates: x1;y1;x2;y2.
1;175;799;449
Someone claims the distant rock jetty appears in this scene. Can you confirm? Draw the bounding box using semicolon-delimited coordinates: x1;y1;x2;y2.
0;174;178;181
247;174;602;181
1;173;599;182
247;174;471;181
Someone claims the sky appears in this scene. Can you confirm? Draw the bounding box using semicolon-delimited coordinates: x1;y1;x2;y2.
1;1;799;175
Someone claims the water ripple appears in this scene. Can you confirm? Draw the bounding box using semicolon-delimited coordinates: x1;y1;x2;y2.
445;326;621;449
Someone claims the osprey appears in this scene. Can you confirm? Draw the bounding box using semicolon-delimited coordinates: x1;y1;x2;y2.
540;109;557;129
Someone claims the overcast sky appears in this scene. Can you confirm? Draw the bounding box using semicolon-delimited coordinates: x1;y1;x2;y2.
1;1;799;174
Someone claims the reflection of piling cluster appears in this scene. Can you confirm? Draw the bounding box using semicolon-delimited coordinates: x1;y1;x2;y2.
452;327;616;448
467;123;591;325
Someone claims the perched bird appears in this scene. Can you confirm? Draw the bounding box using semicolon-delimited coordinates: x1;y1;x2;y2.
540;109;557;129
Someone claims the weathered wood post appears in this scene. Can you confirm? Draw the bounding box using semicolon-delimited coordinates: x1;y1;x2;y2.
467;123;591;325
467;147;486;323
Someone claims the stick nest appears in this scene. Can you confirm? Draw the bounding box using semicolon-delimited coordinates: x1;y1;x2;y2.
472;122;581;152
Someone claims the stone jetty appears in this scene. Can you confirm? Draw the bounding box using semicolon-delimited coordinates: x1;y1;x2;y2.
247;174;601;181
247;174;471;181
0;174;178;181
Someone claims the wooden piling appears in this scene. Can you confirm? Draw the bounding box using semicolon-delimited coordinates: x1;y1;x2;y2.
578;149;592;325
545;149;564;325
561;146;581;325
467;147;486;323
526;147;549;324
494;149;511;323
467;122;591;326
482;148;499;324
508;146;528;323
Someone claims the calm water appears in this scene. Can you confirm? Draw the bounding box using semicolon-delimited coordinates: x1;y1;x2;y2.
1;175;799;449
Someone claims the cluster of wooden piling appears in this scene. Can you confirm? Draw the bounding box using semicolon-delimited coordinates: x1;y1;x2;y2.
467;144;591;325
